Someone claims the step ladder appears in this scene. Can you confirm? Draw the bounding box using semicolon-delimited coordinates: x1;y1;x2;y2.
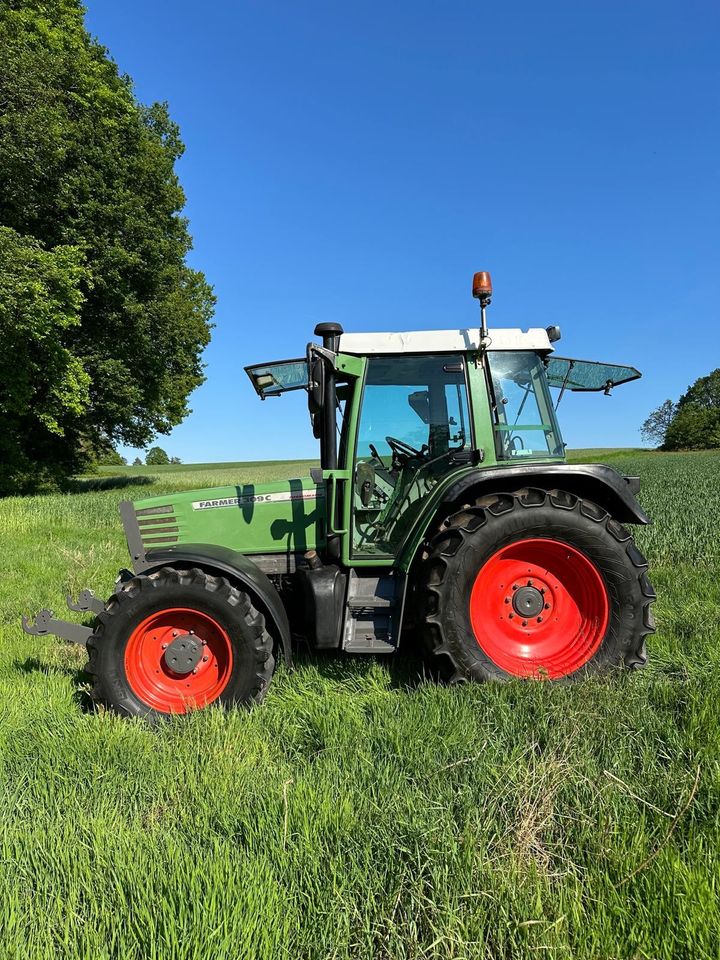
343;569;405;653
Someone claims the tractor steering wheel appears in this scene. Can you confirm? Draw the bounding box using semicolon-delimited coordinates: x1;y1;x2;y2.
385;435;427;466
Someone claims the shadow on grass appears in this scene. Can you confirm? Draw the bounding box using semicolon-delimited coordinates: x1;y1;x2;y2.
14;655;96;713
14;646;435;722
14;654;87;683
290;644;431;691
65;475;155;494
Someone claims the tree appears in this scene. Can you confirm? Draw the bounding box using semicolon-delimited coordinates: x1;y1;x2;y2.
132;457;143;466
169;456;183;464
0;227;90;493
678;369;720;411
0;1;214;493
648;368;720;451
96;447;127;466
664;404;720;451
640;399;677;447
146;446;170;466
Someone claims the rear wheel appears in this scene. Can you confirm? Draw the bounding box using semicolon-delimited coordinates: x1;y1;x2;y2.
87;567;274;719
421;488;655;682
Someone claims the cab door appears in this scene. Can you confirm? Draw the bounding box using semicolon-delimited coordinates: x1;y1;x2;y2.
350;354;473;559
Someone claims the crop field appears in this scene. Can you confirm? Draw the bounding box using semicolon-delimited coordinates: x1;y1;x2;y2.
1;450;719;959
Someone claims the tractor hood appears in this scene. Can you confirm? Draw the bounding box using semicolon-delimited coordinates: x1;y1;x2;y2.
123;476;326;565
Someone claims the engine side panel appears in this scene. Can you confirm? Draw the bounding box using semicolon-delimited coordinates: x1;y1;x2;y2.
125;477;327;560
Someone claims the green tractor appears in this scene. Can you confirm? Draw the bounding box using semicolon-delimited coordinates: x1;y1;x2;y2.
24;272;655;719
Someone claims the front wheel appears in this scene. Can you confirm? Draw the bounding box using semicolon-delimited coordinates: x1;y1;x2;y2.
421;488;655;682
86;567;275;719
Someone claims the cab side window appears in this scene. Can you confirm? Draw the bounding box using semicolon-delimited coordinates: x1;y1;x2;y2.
352;355;472;556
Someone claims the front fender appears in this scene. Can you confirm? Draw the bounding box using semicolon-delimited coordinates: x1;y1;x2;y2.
136;543;292;668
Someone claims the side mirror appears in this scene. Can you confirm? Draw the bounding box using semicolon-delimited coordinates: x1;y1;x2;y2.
308;354;325;416
355;461;376;507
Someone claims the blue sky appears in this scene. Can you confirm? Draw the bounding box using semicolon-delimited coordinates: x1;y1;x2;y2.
84;0;719;462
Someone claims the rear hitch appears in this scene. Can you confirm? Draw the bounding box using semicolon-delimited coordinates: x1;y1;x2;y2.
21;589;103;646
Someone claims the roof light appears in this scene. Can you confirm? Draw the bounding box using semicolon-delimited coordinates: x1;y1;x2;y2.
472;271;492;300
546;325;562;343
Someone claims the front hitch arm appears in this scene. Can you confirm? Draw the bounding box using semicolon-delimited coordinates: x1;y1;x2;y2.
21;589;103;646
66;589;105;615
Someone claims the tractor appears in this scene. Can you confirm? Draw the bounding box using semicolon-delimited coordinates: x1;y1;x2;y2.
24;272;656;719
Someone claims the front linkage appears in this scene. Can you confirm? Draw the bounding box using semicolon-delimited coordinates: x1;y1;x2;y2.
22;590;103;646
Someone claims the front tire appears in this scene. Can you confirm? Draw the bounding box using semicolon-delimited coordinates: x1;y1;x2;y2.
86;567;275;719
421;488;655;682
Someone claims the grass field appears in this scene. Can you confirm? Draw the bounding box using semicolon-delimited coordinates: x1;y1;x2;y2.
1;450;719;959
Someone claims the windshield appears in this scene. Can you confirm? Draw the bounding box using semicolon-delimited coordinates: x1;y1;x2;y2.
245;359;308;398
487;351;564;459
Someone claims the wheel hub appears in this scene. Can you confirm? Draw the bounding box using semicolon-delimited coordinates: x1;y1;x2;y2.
511;584;545;618
162;634;203;674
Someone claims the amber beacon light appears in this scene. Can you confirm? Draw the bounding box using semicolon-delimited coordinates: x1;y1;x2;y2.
472;271;493;342
472;271;493;301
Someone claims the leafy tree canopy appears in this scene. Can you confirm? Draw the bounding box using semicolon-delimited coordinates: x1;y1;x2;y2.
642;369;720;451
678;369;720;411
664;404;720;451
95;447;127;466
145;446;170;466
0;0;214;494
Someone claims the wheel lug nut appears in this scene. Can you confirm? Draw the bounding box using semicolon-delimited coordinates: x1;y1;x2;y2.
192;668;198;675
537;616;543;623
527;580;533;586
544;603;550;610
522;620;528;627
202;655;208;662
172;631;178;637
512;584;518;591
161;643;168;649
509;613;514;619
504;597;510;604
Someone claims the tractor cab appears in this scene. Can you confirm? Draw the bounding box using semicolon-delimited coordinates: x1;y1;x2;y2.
246;318;641;564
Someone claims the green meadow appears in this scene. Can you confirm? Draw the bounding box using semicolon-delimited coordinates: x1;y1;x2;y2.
1;450;718;959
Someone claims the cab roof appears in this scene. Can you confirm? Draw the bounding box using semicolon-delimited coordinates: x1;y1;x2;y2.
338;327;554;355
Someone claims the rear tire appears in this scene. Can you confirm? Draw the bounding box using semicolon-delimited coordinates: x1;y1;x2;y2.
86;567;275;719
421;488;655;682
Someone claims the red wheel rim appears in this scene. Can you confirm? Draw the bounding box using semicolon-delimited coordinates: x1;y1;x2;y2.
124;608;233;713
469;538;609;679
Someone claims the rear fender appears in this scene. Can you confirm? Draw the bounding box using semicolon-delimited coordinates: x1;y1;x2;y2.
136;544;292;668
399;463;650;574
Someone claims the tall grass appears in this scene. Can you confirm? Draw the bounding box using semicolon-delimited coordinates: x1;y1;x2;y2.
0;451;718;958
